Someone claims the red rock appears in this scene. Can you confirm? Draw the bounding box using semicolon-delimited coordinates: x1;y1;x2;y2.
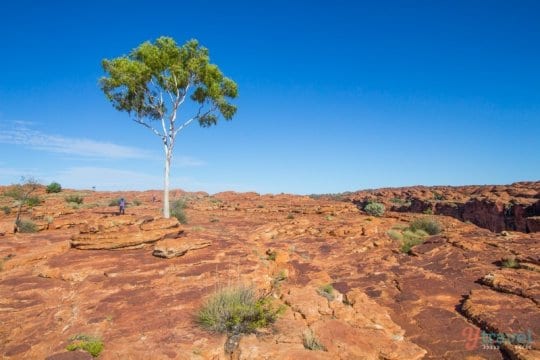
0;220;15;236
527;216;540;232
152;237;212;258
0;185;538;359
344;181;540;233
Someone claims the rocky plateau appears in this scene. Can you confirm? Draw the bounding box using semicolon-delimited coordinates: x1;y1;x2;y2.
0;183;538;359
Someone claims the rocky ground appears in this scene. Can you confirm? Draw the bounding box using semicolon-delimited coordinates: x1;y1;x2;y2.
338;181;540;233
0;184;539;359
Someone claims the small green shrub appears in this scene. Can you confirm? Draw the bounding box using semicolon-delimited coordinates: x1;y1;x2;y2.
1;206;11;215
403;229;429;239
409;217;442;235
25;196;42;207
287;213;294;220
364;202;385;217
303;329;326;351
387;229;403;241
266;249;277;261
66;334;103;357
501;255;519;269
271;270;288;289
108;198;120;206
317;284;335;301
132;199;142;206
273;270;287;283
65;195;84;205
423;208;433;215
171;199;188;224
46;182;62;193
400;229;428;253
210;217;220;223
433;192;445;201
16;219;37;233
197;285;283;334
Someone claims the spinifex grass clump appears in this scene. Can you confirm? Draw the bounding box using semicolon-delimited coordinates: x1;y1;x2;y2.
197;285;283;334
66;334;103;357
65;194;84;205
409;217;442;235
387;217;443;253
16;219;37;233
171;198;188;224
303;329;327;351
400;229;428;253
501;255;520;269
386;229;403;241
25;196;42;207
317;284;335;301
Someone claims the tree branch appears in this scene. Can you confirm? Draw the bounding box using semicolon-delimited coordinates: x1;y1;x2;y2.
133;117;165;142
177;83;190;107
173;103;217;137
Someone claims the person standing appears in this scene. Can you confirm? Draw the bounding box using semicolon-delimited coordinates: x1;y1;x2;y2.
119;198;126;215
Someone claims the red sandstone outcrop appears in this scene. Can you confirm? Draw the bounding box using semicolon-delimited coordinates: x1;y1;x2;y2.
153;237;212;258
343;181;540;233
0;186;539;359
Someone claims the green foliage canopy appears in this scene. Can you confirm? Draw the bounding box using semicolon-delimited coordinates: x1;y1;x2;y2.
100;37;237;133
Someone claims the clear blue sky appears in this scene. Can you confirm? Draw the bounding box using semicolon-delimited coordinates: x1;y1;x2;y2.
1;0;539;194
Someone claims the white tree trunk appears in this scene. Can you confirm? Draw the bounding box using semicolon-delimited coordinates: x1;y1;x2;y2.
163;146;171;218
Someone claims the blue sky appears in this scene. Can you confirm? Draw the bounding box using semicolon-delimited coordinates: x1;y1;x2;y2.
0;0;539;194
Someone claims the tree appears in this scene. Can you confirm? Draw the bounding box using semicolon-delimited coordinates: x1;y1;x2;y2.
3;177;40;232
100;37;238;218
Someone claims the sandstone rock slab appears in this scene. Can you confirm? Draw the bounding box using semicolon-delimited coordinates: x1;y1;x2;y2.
152;237;212;258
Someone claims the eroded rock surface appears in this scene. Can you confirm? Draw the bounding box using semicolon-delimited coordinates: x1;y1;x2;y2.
153;238;212;258
344;181;540;233
0;186;539;359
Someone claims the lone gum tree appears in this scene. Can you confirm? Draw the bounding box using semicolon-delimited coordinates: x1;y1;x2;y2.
100;37;237;218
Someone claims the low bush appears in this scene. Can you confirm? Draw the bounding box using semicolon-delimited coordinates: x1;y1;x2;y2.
171;199;188;224
108;198;120;206
409;217;442;235
266;249;277;261
131;199;142;206
25;196;42;207
66;334;103;357
16;219;37;233
273;270;288;284
46;182;62;193
65;195;84;205
1;206;11;215
501;255;519;269
197;285;283;334
317;284;335;301
364;202;385;217
386;229;403;241
400;229;428;253
433;192;445;201
303;329;326;351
